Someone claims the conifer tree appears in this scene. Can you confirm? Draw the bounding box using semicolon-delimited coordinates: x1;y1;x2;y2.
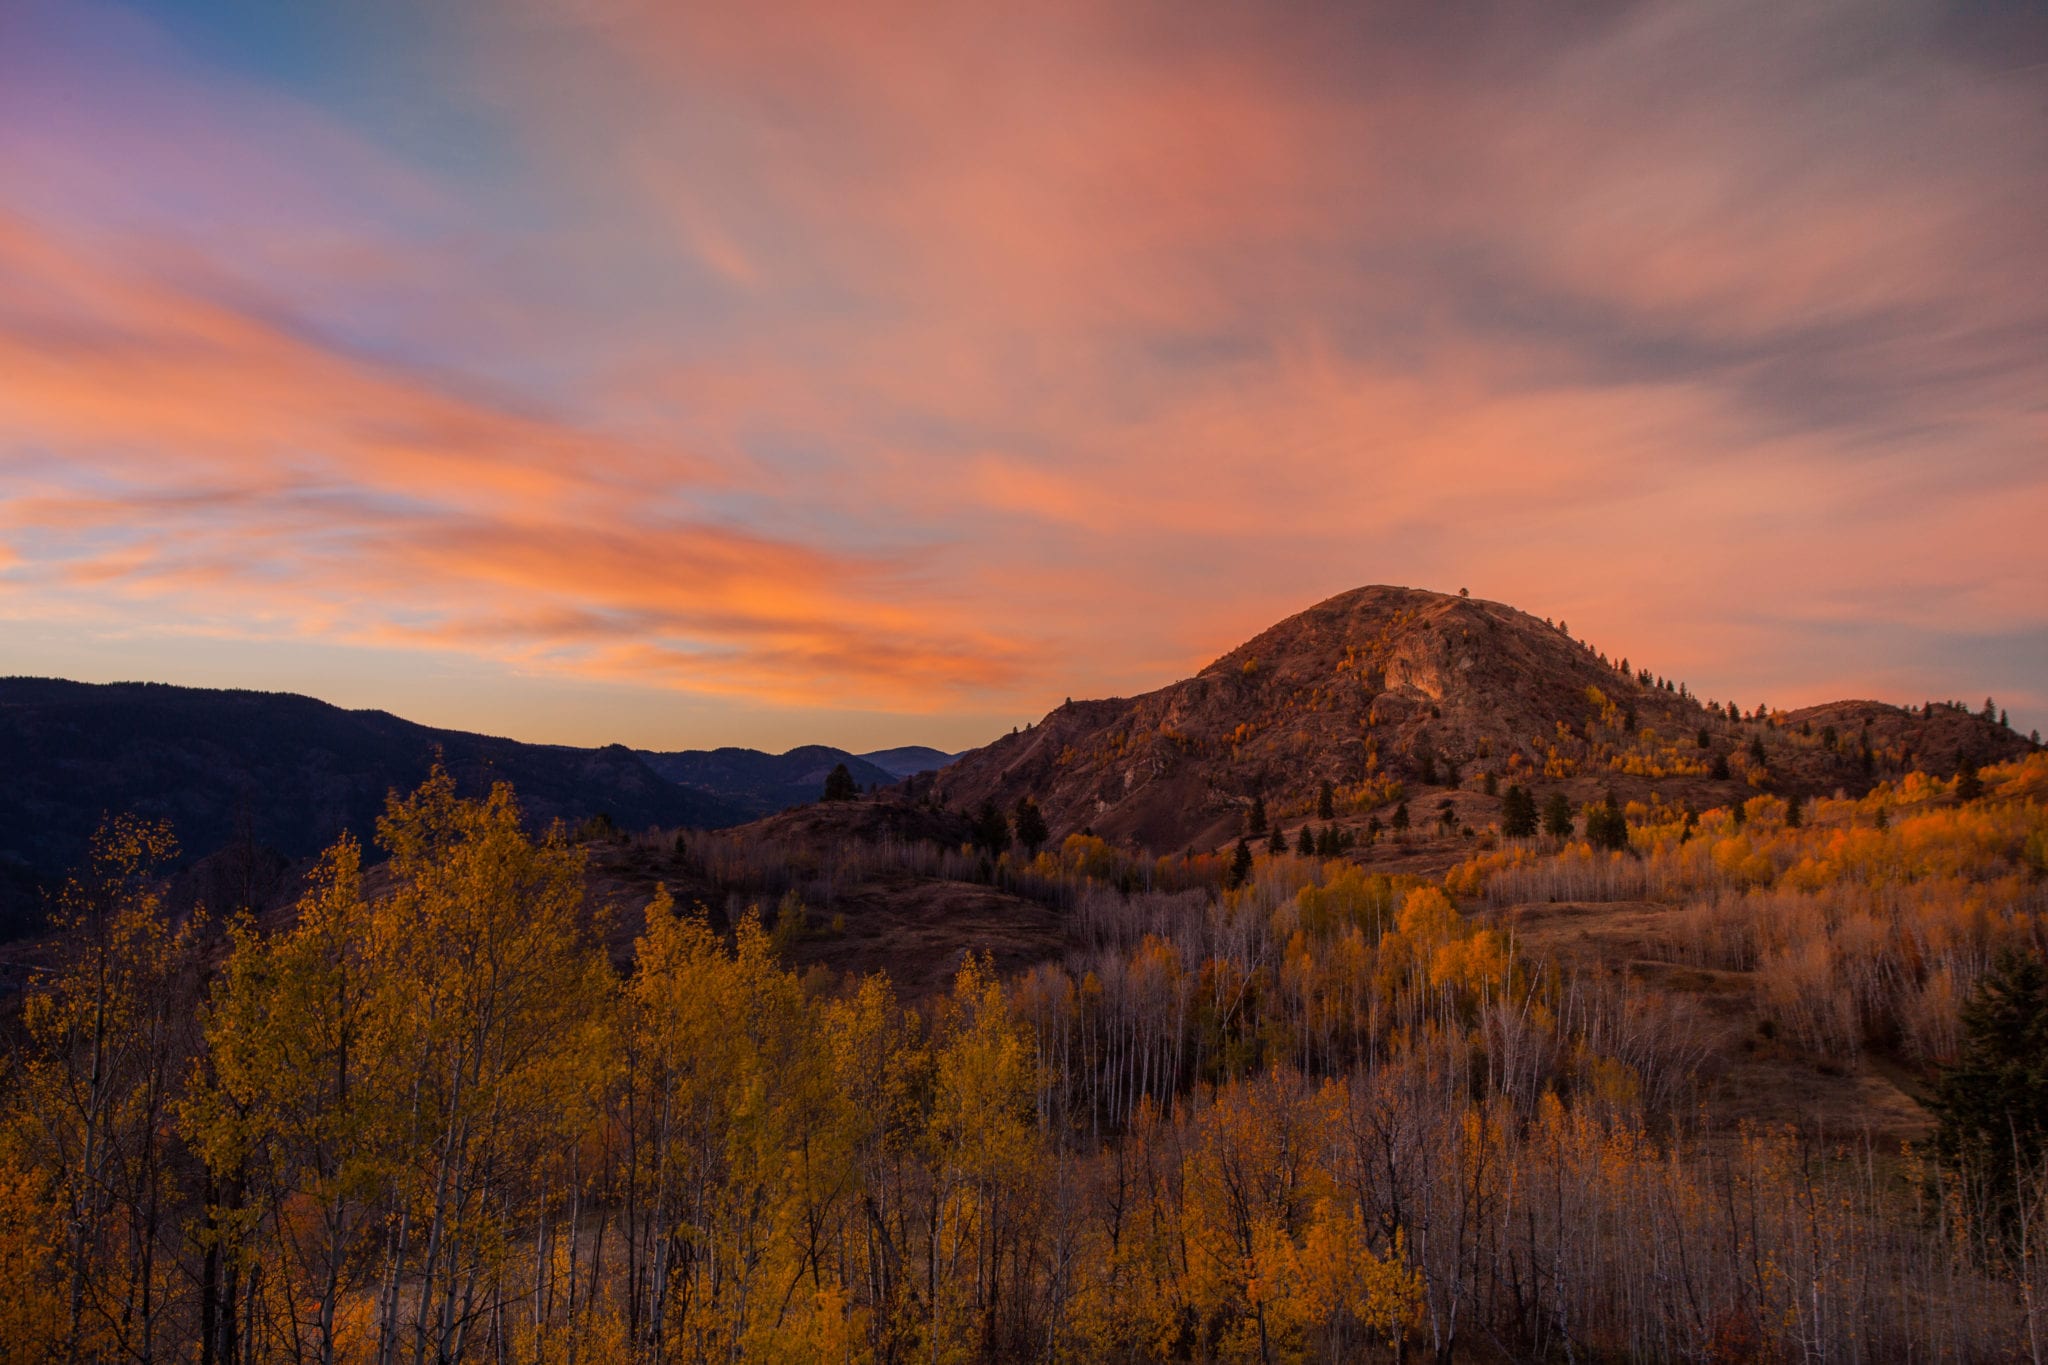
1296;825;1315;857
1391;801;1410;838
1501;785;1537;838
1227;838;1254;890
1586;792;1628;851
973;799;1011;856
823;762;859;802
1542;792;1574;840
1317;780;1335;821
1247;794;1268;837
1013;796;1050;856
1933;950;2048;1241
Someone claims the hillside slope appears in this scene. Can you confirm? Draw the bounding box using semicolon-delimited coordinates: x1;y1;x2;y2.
928;585;2034;852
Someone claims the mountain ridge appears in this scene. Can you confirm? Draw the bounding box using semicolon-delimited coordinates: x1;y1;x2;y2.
0;676;953;936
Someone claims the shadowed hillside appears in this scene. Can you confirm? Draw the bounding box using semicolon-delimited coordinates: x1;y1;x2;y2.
929;585;2035;852
0;680;969;937
0;678;750;934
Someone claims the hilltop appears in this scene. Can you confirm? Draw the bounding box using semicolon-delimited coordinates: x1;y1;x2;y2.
928;585;2033;852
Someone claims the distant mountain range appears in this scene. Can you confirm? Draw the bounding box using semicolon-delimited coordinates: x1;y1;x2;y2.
0;677;956;937
632;744;950;812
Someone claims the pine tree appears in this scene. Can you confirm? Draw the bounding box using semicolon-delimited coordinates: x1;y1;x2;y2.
1013;796;1050;856
822;762;859;802
1317;780;1335;821
1542;792;1574;840
1247;794;1268;837
1501;785;1537;839
1266;825;1287;856
1226;838;1254;890
1296;826;1315;857
972;799;1011;856
1784;792;1803;829
1932;950;2048;1241
1586;792;1628;851
1391;801;1410;838
1956;765;1984;802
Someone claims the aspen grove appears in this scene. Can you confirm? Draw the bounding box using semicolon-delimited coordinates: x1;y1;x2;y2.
4;756;2047;1363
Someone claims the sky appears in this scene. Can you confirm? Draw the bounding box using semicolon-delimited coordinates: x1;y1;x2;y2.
1;0;2044;753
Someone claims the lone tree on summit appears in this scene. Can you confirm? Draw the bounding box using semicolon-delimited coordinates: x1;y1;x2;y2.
822;762;859;802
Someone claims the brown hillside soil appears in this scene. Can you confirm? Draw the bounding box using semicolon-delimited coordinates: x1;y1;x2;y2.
1489;895;1935;1144
575;798;1070;1000
779;870;1067;1001
928;584;2032;856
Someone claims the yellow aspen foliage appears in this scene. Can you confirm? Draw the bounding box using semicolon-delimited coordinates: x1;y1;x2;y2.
11;814;193;1363
0;1148;63;1363
183;836;393;1365
1395;885;1460;945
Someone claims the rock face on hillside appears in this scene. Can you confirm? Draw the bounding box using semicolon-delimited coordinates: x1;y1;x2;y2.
928;586;2035;852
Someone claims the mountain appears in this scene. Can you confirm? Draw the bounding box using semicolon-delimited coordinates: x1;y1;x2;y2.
857;745;959;779
926;585;2036;852
635;745;899;812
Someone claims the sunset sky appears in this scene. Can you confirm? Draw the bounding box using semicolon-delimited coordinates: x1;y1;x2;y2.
2;0;2044;753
